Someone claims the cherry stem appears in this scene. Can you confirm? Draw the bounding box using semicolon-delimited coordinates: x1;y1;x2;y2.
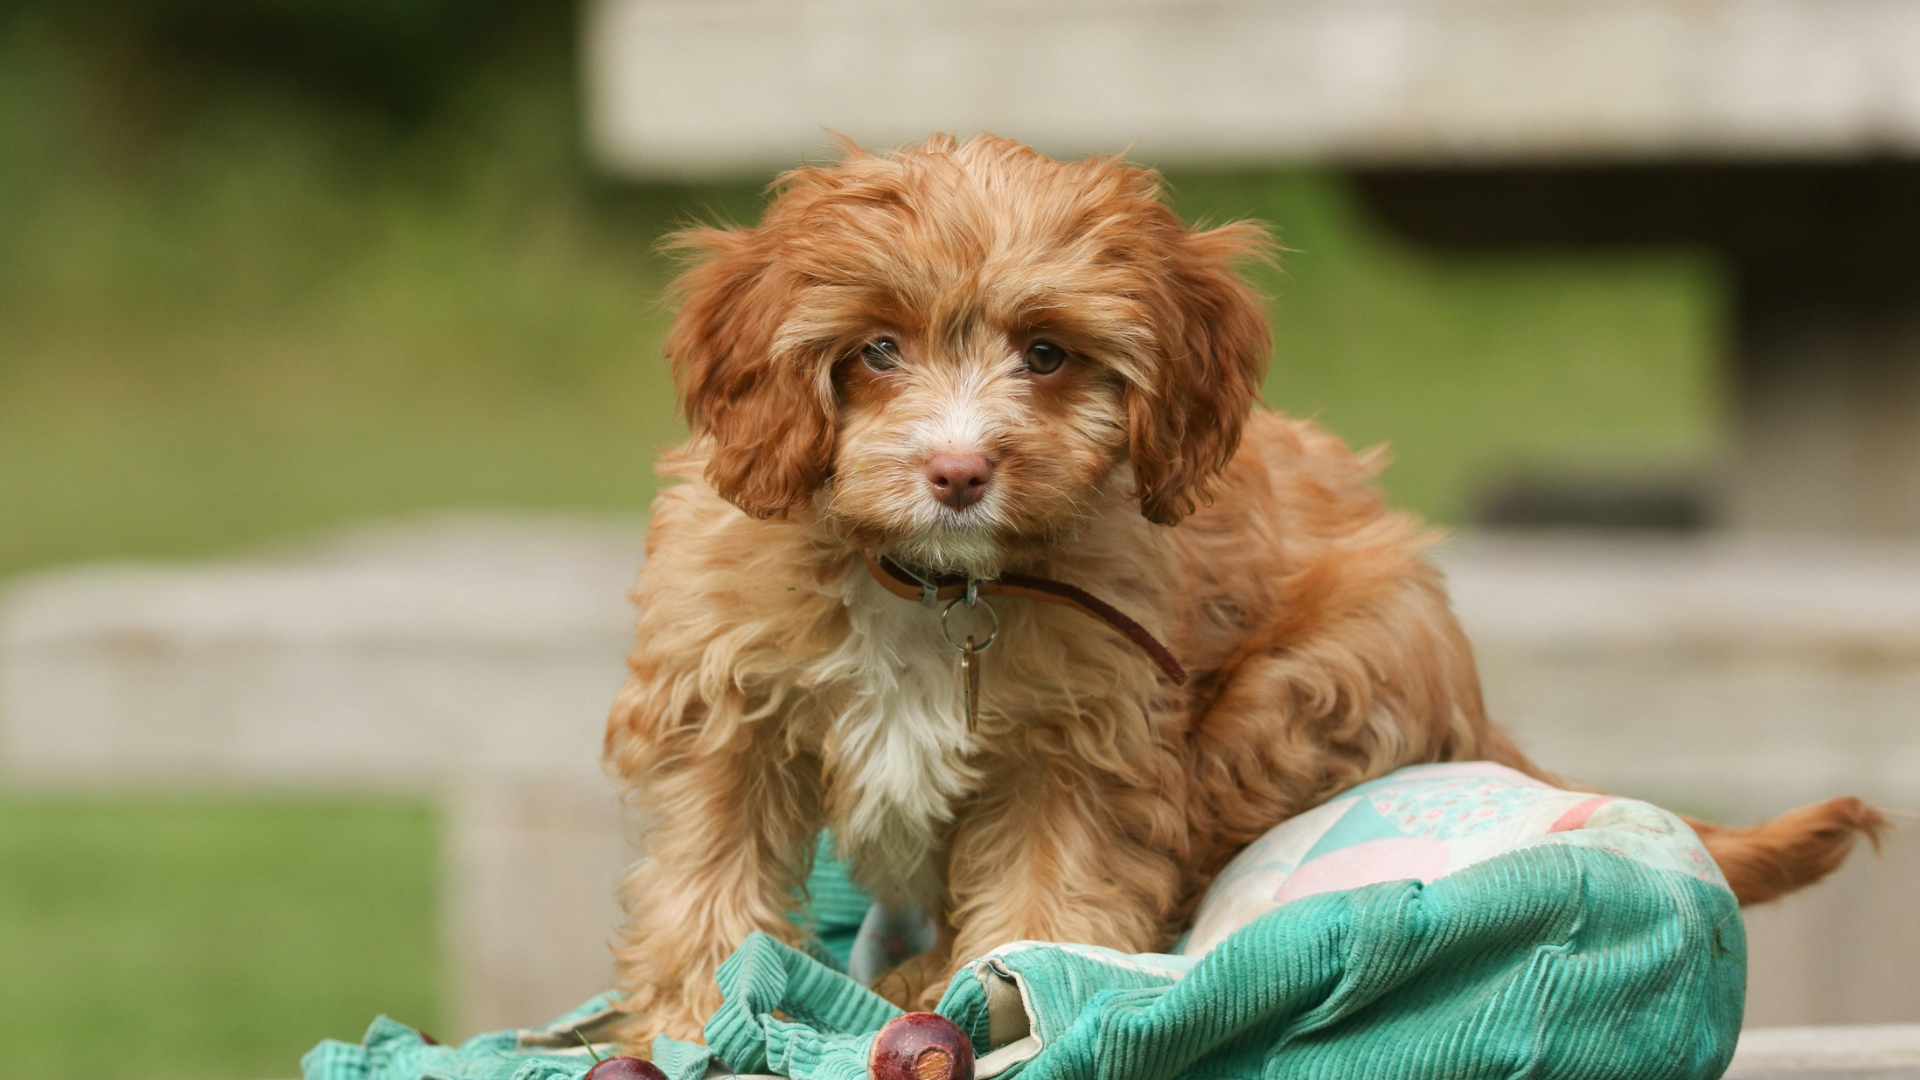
575;1029;605;1064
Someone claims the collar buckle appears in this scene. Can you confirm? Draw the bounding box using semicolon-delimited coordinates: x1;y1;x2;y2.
883;556;943;608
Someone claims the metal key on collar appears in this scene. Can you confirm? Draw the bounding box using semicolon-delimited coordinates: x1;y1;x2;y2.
940;590;999;732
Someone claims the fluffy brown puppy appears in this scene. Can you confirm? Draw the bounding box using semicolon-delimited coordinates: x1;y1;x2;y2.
605;134;1881;1047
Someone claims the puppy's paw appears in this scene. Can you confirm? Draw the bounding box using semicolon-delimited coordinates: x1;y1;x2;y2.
869;947;957;1013
911;977;951;1014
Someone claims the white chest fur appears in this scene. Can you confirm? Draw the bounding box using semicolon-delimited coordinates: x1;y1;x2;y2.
809;572;981;903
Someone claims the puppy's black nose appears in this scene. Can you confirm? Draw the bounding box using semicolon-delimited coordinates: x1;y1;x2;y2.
925;452;994;509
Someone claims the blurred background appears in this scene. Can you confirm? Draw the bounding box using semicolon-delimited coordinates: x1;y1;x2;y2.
2;1;1916;1077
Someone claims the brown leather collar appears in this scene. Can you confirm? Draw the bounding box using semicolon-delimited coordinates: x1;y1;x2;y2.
862;553;1187;685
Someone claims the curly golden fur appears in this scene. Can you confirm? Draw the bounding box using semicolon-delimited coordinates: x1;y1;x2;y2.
604;134;1882;1048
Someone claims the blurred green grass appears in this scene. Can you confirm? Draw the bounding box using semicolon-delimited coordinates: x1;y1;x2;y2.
0;5;1724;1078
0;795;439;1080
0;13;1725;581
0;149;1722;577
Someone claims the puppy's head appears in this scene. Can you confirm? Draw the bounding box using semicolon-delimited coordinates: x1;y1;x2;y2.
665;134;1273;577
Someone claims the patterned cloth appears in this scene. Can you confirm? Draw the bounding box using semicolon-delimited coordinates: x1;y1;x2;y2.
1182;761;1725;956
305;763;1746;1080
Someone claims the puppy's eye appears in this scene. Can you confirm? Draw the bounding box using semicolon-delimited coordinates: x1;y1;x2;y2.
862;339;901;372
1023;340;1067;375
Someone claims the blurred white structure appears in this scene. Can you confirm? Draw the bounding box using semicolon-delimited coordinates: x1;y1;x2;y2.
587;0;1920;179
5;518;1919;1033
0;517;647;1035
2;517;640;789
1440;533;1920;1026
1726;1024;1920;1079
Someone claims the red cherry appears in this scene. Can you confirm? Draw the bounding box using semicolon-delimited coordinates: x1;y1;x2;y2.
583;1056;668;1080
869;1012;974;1080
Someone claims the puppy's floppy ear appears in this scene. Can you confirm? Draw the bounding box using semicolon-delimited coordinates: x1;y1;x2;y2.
1127;220;1275;525
664;225;833;518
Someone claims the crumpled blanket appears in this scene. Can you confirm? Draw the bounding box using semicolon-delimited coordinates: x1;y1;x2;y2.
304;763;1745;1080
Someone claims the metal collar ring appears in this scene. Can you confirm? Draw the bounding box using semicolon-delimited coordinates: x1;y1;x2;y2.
941;596;1000;653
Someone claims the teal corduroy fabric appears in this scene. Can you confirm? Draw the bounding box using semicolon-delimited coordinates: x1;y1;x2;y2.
801;834;875;972
646;842;1742;1080
301;995;620;1080
304;788;1743;1080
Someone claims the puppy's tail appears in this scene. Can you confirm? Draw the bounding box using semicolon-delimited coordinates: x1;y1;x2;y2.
1685;797;1889;906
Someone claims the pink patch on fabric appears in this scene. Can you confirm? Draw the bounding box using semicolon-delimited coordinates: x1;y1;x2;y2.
1548;797;1620;834
1272;837;1452;907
